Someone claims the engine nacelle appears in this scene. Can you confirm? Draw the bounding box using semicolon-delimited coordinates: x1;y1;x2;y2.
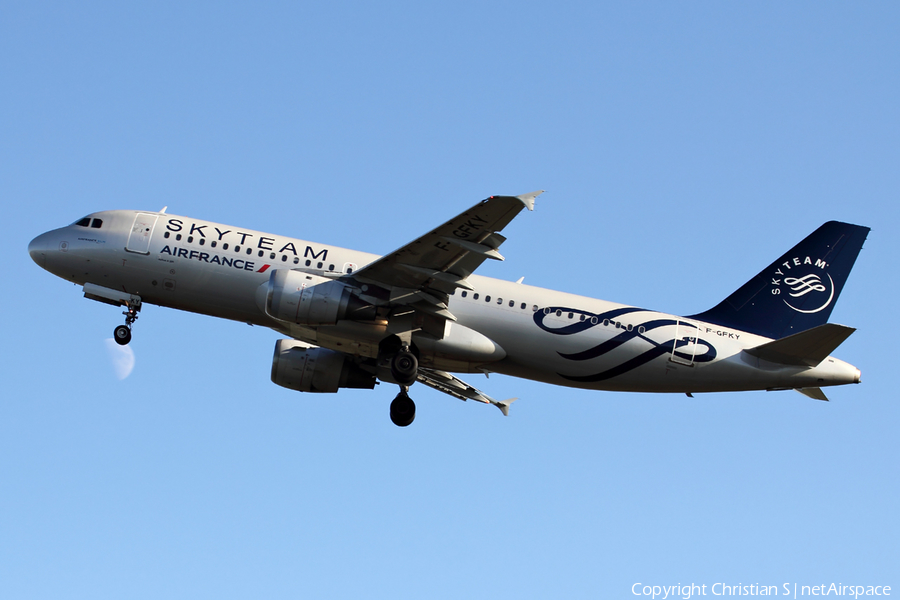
265;270;375;325
271;340;376;393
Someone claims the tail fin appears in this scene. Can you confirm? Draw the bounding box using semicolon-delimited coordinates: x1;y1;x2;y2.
689;221;869;339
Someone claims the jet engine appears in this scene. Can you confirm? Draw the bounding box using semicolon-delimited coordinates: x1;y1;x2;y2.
265;270;375;326
271;340;376;393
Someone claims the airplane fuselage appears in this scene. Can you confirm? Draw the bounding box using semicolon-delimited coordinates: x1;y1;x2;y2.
29;209;861;397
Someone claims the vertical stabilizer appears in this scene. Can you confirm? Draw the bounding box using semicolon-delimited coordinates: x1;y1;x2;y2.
689;221;869;339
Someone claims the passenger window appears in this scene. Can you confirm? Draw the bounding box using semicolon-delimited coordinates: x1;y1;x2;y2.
199;238;205;246
258;251;264;257
211;241;218;248
235;245;241;252
473;293;479;300
305;260;311;266
555;310;562;317
75;217;91;227
176;234;182;241
293;257;299;264
188;236;193;243
281;255;287;262
461;291;468;298
317;262;323;269
270;253;276;259
485;296;491;302
591;317;598;325
533;305;538;311
510;300;515;307
90;219;103;228
222;243;229;250
497;298;502;305
246;248;252;255
329;264;334;271
164;231;170;239
568;313;574;319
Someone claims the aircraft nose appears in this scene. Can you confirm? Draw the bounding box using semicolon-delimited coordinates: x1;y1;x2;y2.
28;231;53;268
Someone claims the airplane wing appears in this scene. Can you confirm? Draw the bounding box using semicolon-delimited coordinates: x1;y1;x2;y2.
416;367;517;416
344;192;542;325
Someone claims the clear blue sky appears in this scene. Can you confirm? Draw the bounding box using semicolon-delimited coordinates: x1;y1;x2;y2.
2;2;897;598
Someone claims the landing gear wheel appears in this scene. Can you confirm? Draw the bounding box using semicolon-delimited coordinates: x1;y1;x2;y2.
114;325;132;346
390;392;416;427
390;349;418;386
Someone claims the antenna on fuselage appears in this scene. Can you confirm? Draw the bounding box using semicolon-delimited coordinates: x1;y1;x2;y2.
159;206;168;214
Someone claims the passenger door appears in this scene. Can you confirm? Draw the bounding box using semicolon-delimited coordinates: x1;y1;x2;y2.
125;213;159;254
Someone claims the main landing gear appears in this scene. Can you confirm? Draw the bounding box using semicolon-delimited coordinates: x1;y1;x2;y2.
113;298;141;346
389;346;418;427
390;388;416;427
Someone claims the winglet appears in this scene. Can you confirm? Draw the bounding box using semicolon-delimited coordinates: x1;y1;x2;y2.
493;397;517;416
516;190;544;211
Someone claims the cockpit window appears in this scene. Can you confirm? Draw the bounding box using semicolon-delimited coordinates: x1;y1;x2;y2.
90;219;103;228
75;217;91;227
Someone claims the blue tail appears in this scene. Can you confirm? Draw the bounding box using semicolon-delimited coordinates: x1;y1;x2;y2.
689;221;870;340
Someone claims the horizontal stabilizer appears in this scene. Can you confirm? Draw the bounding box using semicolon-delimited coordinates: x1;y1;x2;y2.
796;387;829;401
744;323;856;367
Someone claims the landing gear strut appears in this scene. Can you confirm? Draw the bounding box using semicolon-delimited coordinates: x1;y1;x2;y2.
390;387;416;427
113;298;141;346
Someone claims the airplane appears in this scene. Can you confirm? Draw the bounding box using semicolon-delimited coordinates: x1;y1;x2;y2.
28;192;869;426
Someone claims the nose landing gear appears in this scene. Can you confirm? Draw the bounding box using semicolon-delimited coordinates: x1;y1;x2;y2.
113;298;141;346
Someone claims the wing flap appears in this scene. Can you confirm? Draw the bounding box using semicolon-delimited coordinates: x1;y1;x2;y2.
417;368;517;416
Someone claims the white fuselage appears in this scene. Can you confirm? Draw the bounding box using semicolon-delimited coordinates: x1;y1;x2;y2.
29;209;861;395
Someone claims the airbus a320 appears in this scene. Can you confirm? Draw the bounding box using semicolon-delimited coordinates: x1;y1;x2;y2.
28;192;869;426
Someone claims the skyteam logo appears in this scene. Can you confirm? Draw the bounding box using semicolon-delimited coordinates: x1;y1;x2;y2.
771;255;835;314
